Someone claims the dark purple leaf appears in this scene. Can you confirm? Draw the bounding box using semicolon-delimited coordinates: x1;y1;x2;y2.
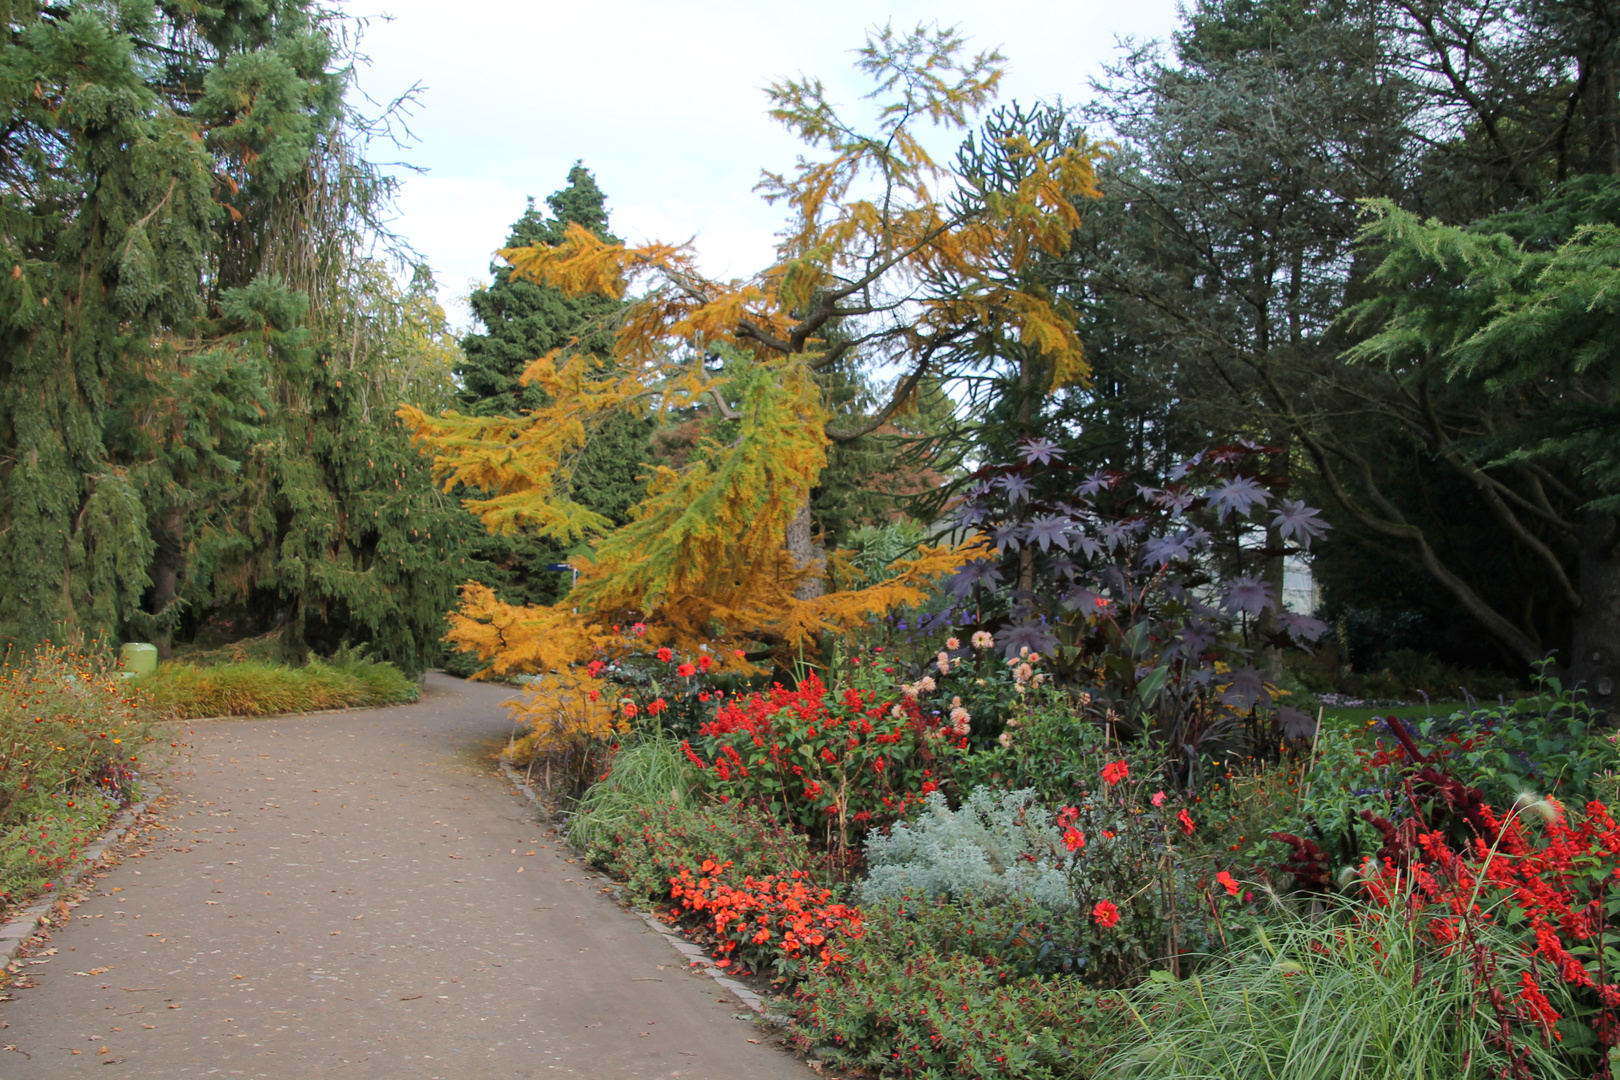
1220;666;1270;710
992;522;1024;552
1271;500;1332;549
1062;587;1110;613
998;474;1034;503
999;620;1058;658
1019;437;1064;465
1024;514;1072;552
1177;619;1218;653
1141;531;1197;566
946;558;1003;598
1152;487;1196;516
1167;452;1205;482
1206;476;1270;521
955;504;987;528
1276;611;1329;643
1221;577;1278;617
1277;706;1317;742
1075;470;1118;497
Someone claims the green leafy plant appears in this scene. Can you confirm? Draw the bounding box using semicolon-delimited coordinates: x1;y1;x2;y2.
0;646;156;908
791;895;1128;1079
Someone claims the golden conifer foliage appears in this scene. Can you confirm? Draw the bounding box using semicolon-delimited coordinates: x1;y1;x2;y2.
401;25;1103;676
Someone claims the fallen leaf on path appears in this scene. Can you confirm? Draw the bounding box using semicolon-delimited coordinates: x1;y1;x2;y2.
3;1044;31;1059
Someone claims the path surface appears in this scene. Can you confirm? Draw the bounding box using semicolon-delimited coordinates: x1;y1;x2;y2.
0;674;810;1079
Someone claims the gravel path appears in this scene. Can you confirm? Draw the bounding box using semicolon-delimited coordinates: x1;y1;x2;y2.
0;673;810;1079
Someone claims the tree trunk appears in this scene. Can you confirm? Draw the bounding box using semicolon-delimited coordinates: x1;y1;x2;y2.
147;506;185;659
786;498;825;601
1568;510;1620;725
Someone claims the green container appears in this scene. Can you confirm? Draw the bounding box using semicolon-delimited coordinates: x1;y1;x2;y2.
120;642;158;677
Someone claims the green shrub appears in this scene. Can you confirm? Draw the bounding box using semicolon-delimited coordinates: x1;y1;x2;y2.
791;895;1127;1079
954;688;1162;807
1103;900;1583;1080
134;656;418;718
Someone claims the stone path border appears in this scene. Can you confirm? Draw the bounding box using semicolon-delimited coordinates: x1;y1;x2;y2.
495;758;790;1025
0;782;163;969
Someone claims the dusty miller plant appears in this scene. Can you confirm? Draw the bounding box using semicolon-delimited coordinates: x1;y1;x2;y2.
859;787;1077;911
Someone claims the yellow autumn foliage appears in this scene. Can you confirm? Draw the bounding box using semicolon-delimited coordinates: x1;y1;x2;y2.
400;25;1103;678
504;669;627;764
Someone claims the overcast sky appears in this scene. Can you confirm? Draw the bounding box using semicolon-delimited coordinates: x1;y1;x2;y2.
345;1;1184;329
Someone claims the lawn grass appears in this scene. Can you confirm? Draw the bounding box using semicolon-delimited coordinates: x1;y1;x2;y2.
1321;696;1555;732
134;656;419;719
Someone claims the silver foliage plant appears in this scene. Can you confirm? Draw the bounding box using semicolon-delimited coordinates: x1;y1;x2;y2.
858;786;1078;911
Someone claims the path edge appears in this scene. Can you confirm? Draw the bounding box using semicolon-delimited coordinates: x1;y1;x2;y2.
495;757;789;1025
0;783;163;968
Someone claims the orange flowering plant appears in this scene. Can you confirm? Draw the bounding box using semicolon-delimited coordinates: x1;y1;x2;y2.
667;858;864;976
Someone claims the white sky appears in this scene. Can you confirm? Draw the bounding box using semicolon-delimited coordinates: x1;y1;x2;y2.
345;1;1184;330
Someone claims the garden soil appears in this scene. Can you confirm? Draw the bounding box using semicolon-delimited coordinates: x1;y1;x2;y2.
0;673;810;1079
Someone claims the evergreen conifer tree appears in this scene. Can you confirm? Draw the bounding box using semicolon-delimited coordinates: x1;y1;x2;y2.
454;165;651;609
0;0;481;671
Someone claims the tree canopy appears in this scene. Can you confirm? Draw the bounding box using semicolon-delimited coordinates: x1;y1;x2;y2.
0;0;477;670
402;24;1106;677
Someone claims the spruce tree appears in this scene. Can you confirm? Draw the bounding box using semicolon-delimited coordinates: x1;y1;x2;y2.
460;165;621;417
454;166;651;609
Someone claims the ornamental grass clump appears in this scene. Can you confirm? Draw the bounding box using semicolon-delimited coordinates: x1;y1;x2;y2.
133;655;417;718
566;730;701;851
1103;894;1583;1080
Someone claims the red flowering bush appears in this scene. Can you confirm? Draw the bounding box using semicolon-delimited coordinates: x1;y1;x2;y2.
666;859;864;975
1350;796;1620;1068
681;672;959;859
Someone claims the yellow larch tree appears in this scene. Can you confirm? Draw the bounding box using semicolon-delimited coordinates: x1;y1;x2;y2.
400;24;1106;679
